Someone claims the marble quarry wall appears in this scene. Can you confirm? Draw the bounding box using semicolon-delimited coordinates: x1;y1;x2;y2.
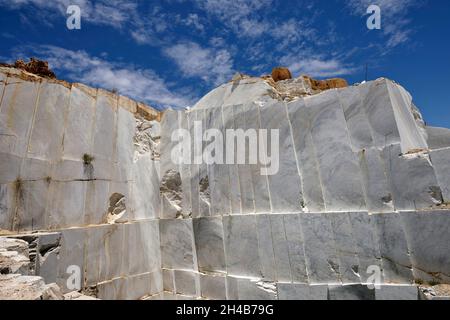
159;77;450;300
0;67;162;299
1;66;450;300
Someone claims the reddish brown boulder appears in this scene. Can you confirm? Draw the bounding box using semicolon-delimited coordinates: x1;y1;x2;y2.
271;67;292;82
13;58;56;79
303;75;348;91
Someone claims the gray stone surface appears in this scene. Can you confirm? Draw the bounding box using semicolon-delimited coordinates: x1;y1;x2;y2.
193;217;226;273
328;284;375;300
200;273;226;300
304;90;366;212
375;285;418;300
160;219;196;270
259;101;303;213
300;213;340;284
223;215;261;278
278;283;327;300
430;148;450;202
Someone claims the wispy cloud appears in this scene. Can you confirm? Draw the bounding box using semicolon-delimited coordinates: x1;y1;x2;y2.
194;0;272;38
0;0;138;28
10;45;194;109
281;55;356;78
346;0;421;48
164;41;235;86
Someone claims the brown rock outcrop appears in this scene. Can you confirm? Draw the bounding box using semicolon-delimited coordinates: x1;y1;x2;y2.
303;75;348;91
271;67;292;82
13;58;56;79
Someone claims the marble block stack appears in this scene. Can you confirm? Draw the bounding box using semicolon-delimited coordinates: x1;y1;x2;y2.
1;66;449;300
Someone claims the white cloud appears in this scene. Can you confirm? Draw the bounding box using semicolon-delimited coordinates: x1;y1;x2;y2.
281;55;356;78
183;13;205;32
346;0;420;48
14;45;194;109
195;0;272;38
164;41;234;86
0;0;138;28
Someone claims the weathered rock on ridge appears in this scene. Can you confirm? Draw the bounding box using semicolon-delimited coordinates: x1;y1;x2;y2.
1;65;450;300
1;58;57;79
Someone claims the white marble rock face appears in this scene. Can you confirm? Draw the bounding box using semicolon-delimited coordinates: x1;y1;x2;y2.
1;69;449;300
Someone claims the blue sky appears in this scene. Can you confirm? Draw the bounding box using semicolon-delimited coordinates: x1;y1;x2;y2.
0;0;449;128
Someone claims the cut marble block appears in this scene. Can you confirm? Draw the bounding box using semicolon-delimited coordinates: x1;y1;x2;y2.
56;228;86;293
92;91;117;162
278;283;327;300
193;217;226;273
0;152;22;184
99;224;126;282
383;144;442;210
131;156;160;220
160;219;196;270
400;211;450;283
328;213;361;284
47;181;86;229
232;104;255;214
304;90;366;212
386;80;428;153
283;214;308;283
62;84;95;160
84;180;110;225
287;99;325;212
328;284;375;300
13;179;50;232
115;107;135;182
34;232;62;284
375;213;414;283
187;110;201;218
223;215;261;278
348;212;382;283
337;85;373;151
163;269;175;292
27;81;70;162
430;148;450;202
125;221;161;275
20;157;51;181
259;101;303;213
358;148;394;213
256;215;276;281
221;105;241;214
200;273;226;300
149;270;163;297
85;225;124;286
245;103;271;213
0;78;40;158
375;285;418;300
179;112;192;216
204;106;230;216
426;126;450;150
198;108;212;217
193;78;276;110
358;79;400;148
0;183;15;230
226;276;277;300
269;215;292;282
174;270;200;296
300;213;340;284
160;109;181;219
125;273;153;300
97;277;127;300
